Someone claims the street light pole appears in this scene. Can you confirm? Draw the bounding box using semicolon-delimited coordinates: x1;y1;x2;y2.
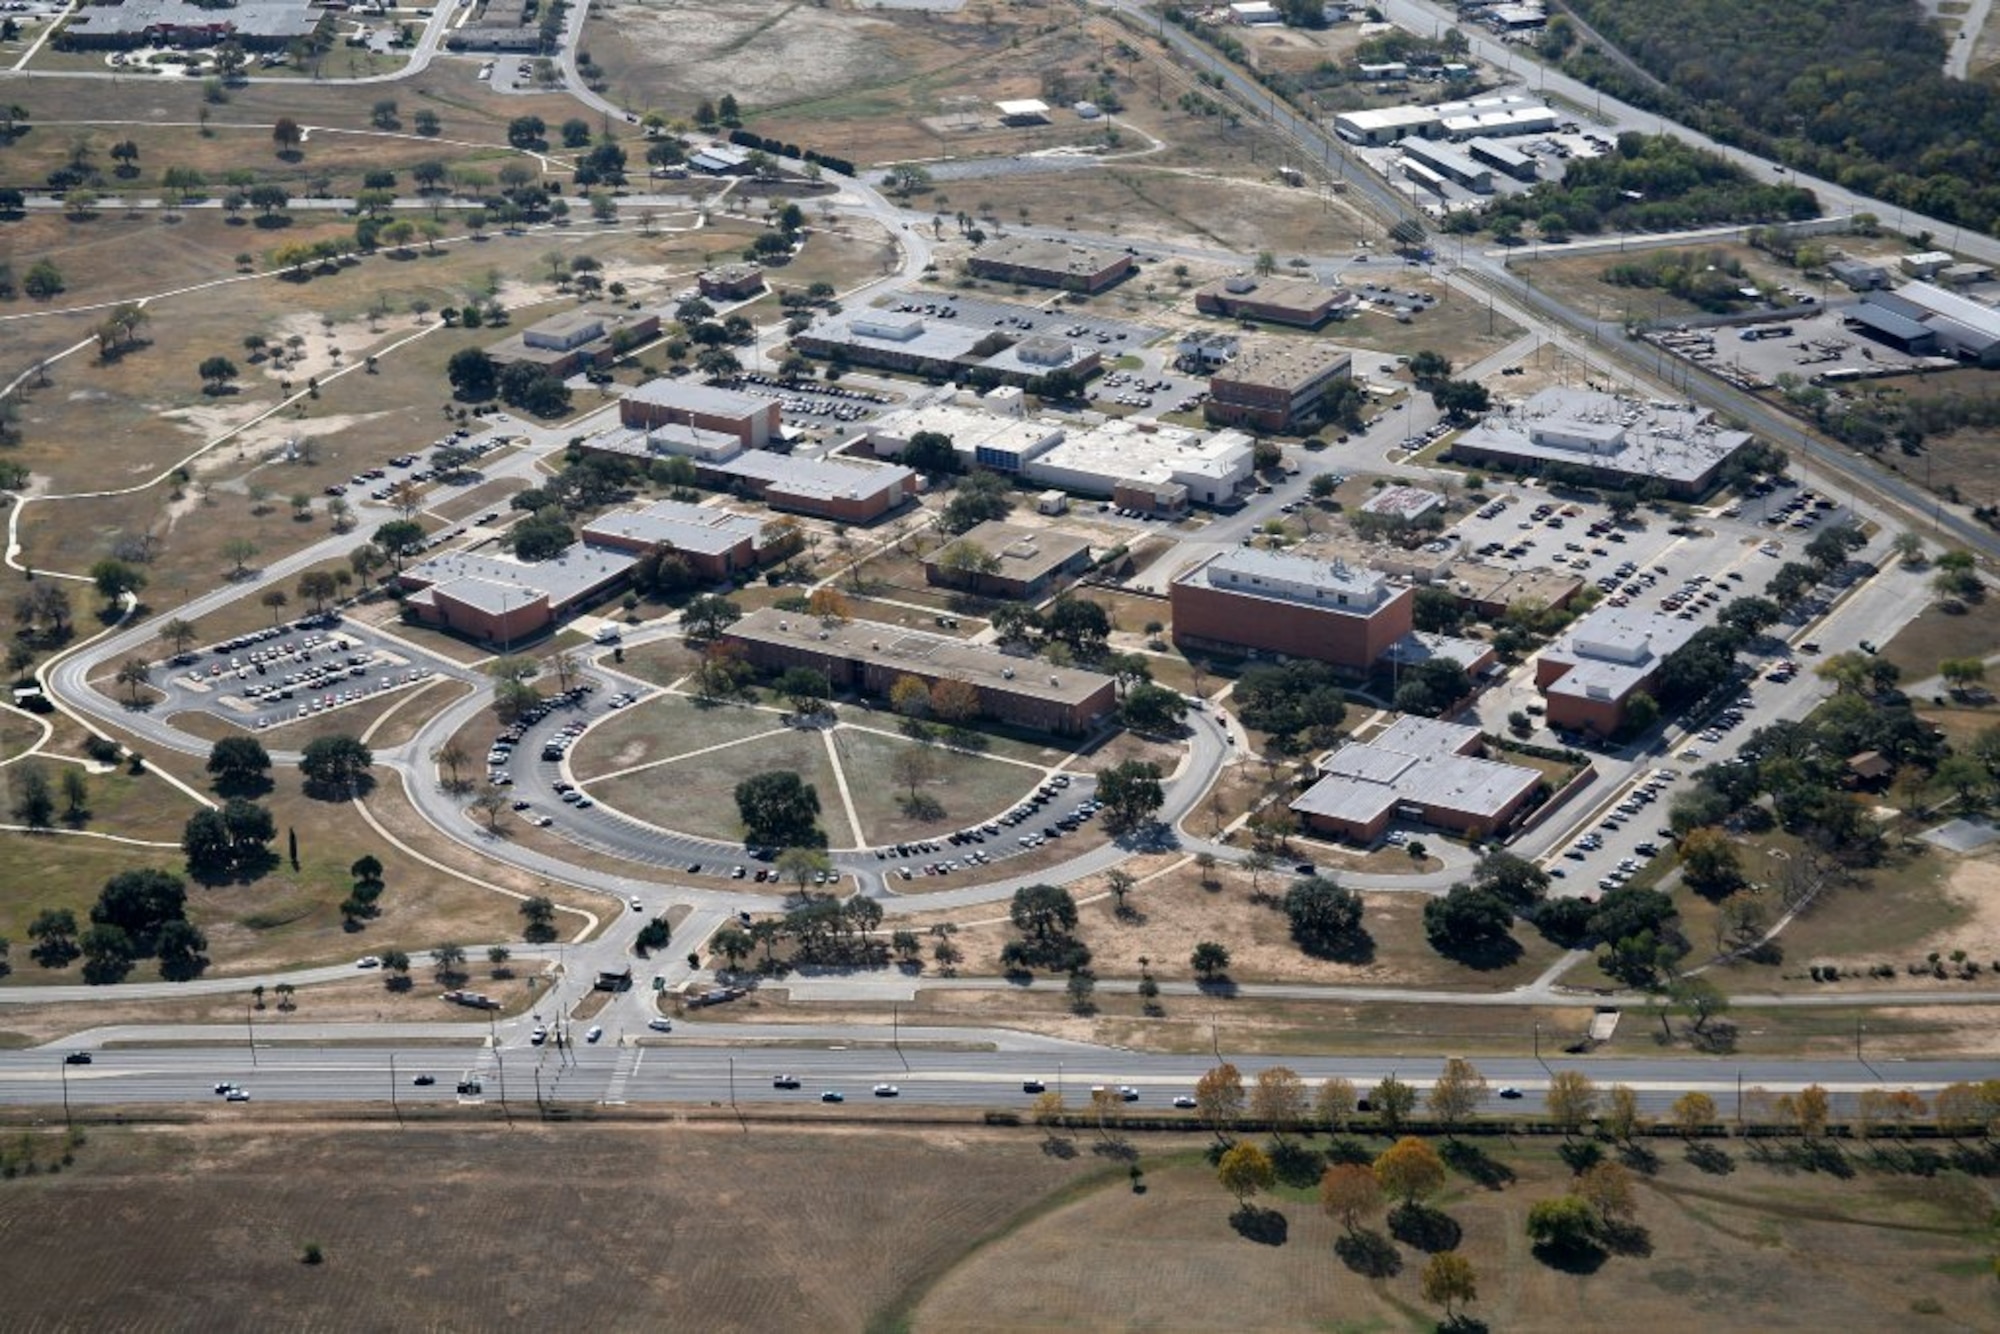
246;997;257;1068
390;1052;402;1127
59;1058;71;1130
728;1055;736;1110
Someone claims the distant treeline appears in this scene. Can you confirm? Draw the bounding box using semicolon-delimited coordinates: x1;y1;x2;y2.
1564;0;2000;236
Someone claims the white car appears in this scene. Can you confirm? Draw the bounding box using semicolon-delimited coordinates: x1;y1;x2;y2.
225;1089;251;1102
873;1083;900;1097
647;1017;673;1033
585;1025;603;1044
355;955;381;969
530;1026;548;1045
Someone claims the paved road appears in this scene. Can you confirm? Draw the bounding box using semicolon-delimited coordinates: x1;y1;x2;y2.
3;1040;1978;1115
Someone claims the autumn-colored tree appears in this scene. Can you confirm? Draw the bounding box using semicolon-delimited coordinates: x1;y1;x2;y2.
1250;1066;1307;1139
1669;1090;1717;1138
1932;1081;1991;1136
1777;1084;1831;1139
1371;1074;1417;1133
1544;1070;1598;1137
888;673;931;719
1216;1142;1275;1206
1427;1056;1489;1132
929;676;982;724
807;586;850;624
1420;1251;1478;1322
1575;1160;1636;1224
1318;1162;1381;1233
1373;1136;1446;1208
1031;1090;1066;1127
1194;1062;1245;1140
1603;1084;1644;1143
1314;1076;1358;1133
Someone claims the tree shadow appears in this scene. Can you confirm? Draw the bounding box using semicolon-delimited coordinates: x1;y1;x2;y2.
1091;1137;1139;1163
1948;1142;2000;1177
213;774;275;801
1296;926;1376;965
1039;1134;1077;1160
1438;1316;1490;1334
1531;1238;1607;1274
1599;1218;1654;1258
1388;1202;1462;1252
1684;1141;1734;1175
1429;932;1523;971
1269;1139;1325;1188
1786;1139;1855;1179
1334;1226;1401;1277
1617;1141;1662;1176
1441;1139;1516;1189
1325;1136;1374;1166
1228;1204;1288;1246
1557;1140;1604;1173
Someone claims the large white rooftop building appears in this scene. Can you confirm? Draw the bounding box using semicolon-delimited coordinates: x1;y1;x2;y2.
1447;387;1753;498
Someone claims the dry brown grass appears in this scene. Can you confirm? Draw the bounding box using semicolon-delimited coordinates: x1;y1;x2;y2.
913;1144;2000;1333
0;1121;1099;1334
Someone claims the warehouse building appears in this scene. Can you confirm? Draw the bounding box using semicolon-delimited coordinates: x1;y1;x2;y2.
1446;387;1753;499
1849;283;2000;368
865;402;1063;474
721;608;1115;734
1205;340;1355;433
1196;274;1357;329
923;520;1092;599
1290;716;1543;844
1333;105;1440;146
1026;418;1254;512
621;379;780;449
487;308;660;379
1468;138;1537;181
1170;548;1412;671
1535;604;1703;737
1402;139;1493;192
968;236;1133;294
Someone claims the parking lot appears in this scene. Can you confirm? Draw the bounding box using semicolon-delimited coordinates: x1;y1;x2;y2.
726;372;900;437
887;288;1165;350
150;616;475;731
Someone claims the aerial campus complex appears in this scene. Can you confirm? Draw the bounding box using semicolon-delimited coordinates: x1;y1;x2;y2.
2;0;1999;1324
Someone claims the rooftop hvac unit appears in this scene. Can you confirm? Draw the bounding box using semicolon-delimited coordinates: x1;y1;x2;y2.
1002;667;1015;679
778;620;790;631
1049;675;1060;685
1224;274;1257;294
818;631;830;640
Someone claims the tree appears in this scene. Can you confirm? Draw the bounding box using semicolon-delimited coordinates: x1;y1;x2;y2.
1282;876;1364;957
519;895;558;944
928;678;982;725
889;674;931;719
1190;940;1231;979
206;737;272;795
734;770;823;846
682;594;742;641
1545;1070;1599;1136
1431;379;1491;422
158;617;200;660
272;117;303;155
776;846;832;894
1667;974;1730;1038
1319;1162;1381;1233
1097;759;1165;834
155;918;209;981
712;926;755;970
1576;1160;1637;1225
1374;1136;1446;1207
1315;1076;1358;1132
1530;1188;1609;1252
183;808;233;877
1119;682;1187;735
447;347;498;401
89;559;148;605
1372;1074;1417;1133
80;923;135;985
1421;1252;1478;1323
430;942;467;983
197;356;239;394
1216;1142;1275;1206
1009;882;1078;942
1428;1056;1489;1132
777;666;832;716
10;765;54;828
296;570;338;615
1193;1061;1246;1138
90;867;187;957
372;519;426;572
115;657;152;705
1423;885;1514;957
1471;850;1549;910
1250;1066;1308;1138
1041;596;1111;658
889;745;939;806
1679;827;1745;897
1669;1090;1717;1137
27;908;81;969
299;735;373;798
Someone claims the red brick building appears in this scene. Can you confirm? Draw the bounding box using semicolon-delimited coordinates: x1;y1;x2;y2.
1170;548;1412;672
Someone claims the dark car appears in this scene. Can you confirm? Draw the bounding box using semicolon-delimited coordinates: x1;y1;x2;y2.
820;1090;845;1103
412;1074;436;1086
1022;1079;1046;1094
64;1051;92;1065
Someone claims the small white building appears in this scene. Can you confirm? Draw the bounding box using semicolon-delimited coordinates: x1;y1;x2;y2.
1229;0;1283;23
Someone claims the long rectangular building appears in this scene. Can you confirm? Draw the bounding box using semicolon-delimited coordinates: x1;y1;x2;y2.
1196;274;1357;329
721;608;1115;734
1446;387;1752;499
1535;604;1704;737
621;380;779;449
968;237;1133;294
1205;341;1354;433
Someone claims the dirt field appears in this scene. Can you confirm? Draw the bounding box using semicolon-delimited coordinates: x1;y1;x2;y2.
0;1121;1099;1333
913;1142;2000;1333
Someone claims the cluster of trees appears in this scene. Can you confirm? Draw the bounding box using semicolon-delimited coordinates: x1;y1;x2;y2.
721;127;855;178
1601;249;1757;314
1234;659;1349;753
445;348;571;418
182;799;277;881
1564;0;2000;236
937;468;1015;534
343;855;387;926
1481;133;1818;237
711;887;892;971
1777;372;2000;464
734;769;825;847
1001;882;1090;975
23;869;206;984
985;594;1116;671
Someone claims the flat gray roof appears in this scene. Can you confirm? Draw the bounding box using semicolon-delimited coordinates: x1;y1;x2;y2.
70;0;319;35
1542;604;1704;701
1292;717;1539;824
625;380;769;420
972;235;1129;278
581;499;764;556
1213;340;1353;393
932;520;1091;584
402;543;636;611
727;607;1113;706
1453;386;1751;486
1179;547;1398;615
723;450;913;502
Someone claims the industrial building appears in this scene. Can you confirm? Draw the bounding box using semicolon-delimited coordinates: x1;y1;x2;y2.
714;451;917;524
1205;340;1355;433
1332;105;1441;146
1334;94;1554;146
1176;331;1241;369
721;608;1116;734
487;308;660;379
579;499;775;580
1359;485;1445;523
1195;274;1357;329
792;308;1102;387
1535;604;1704;737
993;99;1053;126
1170;548;1413;672
1848;283;2000;368
968;236;1133;294
1467;138;1537;181
621;379;780;449
1402;139;1493;193
62;0;323;47
923;520;1092;600
1289;716;1543;844
1446;387;1753;499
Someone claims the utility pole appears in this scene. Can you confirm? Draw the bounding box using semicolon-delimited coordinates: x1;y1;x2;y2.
59;1057;71;1130
390;1052;402;1127
246;997;257;1067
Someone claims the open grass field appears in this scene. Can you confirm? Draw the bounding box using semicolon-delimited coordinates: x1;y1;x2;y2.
590;724;843;844
569;693;787;779
1879;600;2000;686
0;1121;1097;1333
912;1139;2000;1333
833;724;1043;846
